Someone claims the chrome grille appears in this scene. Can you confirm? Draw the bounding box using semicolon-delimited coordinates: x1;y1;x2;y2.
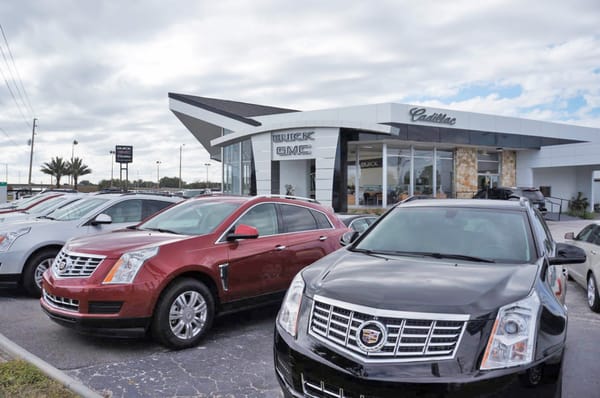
43;289;79;312
52;249;105;278
309;295;469;363
302;374;362;398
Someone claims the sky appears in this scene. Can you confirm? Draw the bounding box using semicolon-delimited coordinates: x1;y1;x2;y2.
0;0;599;186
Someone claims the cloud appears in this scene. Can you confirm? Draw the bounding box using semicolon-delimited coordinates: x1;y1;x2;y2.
0;0;599;185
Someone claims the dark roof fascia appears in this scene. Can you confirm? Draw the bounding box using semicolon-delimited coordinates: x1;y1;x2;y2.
380;122;585;149
169;93;301;127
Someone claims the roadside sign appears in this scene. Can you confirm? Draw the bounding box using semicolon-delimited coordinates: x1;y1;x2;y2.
115;145;133;163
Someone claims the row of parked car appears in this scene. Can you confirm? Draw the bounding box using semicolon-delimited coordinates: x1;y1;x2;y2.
0;190;591;396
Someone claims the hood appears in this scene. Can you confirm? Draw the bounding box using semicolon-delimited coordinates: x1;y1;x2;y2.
304;250;538;317
0;217;53;232
65;229;190;257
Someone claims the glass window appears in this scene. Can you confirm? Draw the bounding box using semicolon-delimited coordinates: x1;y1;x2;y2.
436;150;453;198
356;207;534;264
413;149;433;196
387;147;411;203
357;144;383;206
576;224;595;242
103;199;142;223
237;203;278;236
141;200;240;235
52;198;109;221
142;200;175;219
223;143;241;195
280;204;317;233
310;209;332;229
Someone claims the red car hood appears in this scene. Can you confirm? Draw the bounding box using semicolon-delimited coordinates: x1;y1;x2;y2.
64;229;191;258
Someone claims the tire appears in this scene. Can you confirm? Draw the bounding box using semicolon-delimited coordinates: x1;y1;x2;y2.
587;273;600;313
23;249;58;297
151;278;215;349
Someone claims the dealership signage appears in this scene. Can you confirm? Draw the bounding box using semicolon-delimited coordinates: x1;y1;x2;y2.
272;131;315;159
115;145;133;163
409;107;456;125
359;158;382;168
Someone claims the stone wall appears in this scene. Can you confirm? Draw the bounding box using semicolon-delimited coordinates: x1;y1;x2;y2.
501;150;516;187
454;147;477;198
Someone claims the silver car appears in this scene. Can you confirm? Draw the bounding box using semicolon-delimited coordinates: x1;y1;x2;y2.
0;193;181;296
564;222;600;312
0;193;85;224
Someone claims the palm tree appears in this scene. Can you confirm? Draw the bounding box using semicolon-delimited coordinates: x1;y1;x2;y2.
67;157;92;190
40;157;69;187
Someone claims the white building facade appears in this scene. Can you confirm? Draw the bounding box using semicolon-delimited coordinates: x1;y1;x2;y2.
169;93;600;213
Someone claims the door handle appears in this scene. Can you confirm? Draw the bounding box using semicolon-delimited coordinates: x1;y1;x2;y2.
319;236;327;241
592;250;597;255
275;245;286;251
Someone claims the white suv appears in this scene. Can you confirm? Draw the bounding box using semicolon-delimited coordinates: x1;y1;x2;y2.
0;193;181;296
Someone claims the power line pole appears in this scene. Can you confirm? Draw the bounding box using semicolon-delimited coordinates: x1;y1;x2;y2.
27;117;37;187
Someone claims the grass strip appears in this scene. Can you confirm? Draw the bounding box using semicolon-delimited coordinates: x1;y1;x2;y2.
0;359;78;398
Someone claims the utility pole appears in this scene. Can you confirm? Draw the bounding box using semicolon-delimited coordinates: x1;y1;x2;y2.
27;118;37;187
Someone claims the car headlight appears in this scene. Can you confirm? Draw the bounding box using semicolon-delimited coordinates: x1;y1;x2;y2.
481;291;541;370
0;227;31;252
102;247;159;284
277;273;305;337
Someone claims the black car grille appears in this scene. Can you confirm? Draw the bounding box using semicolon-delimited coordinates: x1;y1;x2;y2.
52;249;106;278
309;295;468;363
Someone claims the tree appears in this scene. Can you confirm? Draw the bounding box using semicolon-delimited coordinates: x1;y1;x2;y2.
67;157;92;190
40;157;68;187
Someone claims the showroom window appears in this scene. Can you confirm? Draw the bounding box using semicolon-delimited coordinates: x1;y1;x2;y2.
477;151;501;190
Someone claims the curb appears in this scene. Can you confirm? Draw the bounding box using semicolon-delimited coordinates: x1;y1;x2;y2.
0;333;103;398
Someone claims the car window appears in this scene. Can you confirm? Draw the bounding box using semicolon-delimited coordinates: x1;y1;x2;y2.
24;196;66;213
237;203;279;236
531;209;553;254
52;198;110;221
591;226;600;246
142;200;174;219
279;204;318;233
103;199;142;223
576;224;594;242
140;200;240;235
355;207;534;264
350;218;370;234
310;209;333;229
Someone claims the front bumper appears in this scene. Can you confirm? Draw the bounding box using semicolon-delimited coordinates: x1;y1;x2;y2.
274;325;562;398
40;268;156;336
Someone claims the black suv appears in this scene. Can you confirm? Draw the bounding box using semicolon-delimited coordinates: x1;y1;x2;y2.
474;186;547;212
274;199;584;397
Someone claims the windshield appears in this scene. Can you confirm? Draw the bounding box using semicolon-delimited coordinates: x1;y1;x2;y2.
355;207;534;263
139;200;240;235
14;195;50;210
25;196;68;214
49;197;109;221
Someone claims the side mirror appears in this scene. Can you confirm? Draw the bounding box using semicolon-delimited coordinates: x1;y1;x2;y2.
226;224;259;241
564;232;575;240
340;231;359;247
91;213;112;225
549;242;586;265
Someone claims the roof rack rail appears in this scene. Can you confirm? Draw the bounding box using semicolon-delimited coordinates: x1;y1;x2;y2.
256;194;320;204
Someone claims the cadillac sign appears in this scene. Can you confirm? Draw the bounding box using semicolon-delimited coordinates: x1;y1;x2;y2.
410;107;456;126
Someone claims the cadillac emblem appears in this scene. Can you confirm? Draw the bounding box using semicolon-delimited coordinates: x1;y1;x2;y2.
356;320;387;352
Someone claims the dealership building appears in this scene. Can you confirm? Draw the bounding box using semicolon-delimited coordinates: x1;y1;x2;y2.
169;93;600;213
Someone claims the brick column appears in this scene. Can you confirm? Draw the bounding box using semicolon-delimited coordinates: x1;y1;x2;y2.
501;150;516;187
454;147;477;198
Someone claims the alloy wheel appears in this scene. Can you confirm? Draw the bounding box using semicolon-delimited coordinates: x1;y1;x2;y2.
588;276;597;308
35;258;54;289
168;290;207;340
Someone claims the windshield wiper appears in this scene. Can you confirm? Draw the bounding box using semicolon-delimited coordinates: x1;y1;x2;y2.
142;227;180;234
38;215;55;220
419;252;495;263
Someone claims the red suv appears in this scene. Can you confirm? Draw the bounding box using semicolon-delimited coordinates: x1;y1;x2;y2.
41;195;348;349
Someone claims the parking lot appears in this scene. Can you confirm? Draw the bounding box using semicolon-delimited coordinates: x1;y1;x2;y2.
0;220;599;397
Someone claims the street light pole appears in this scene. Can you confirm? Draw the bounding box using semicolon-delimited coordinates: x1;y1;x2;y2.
27;118;37;187
179;144;185;189
70;139;78;186
109;150;115;187
156;160;162;189
204;163;211;189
